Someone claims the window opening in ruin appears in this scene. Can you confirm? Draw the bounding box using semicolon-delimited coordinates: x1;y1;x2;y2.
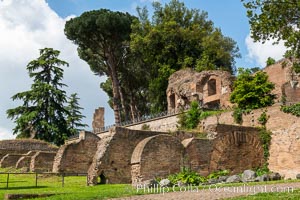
99;173;107;184
208;79;217;96
169;93;175;109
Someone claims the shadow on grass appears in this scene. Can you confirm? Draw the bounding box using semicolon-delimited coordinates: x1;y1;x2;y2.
0;180;27;183
0;186;48;190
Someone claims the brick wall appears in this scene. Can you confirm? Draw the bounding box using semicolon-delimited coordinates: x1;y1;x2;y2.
31;151;57;172
208;124;264;174
0;154;24;168
16;151;37;170
88;127;165;185
131;134;184;186
182;138;213;176
202;105;300;179
53;131;100;173
0;139;57;160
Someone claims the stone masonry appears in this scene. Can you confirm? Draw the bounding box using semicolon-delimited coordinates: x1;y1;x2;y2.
131;134;184;186
263;58;300;103
31;151;57;172
88;127;164;185
53;131;100;173
167;69;234;112
92;107;105;132
0;139;58;160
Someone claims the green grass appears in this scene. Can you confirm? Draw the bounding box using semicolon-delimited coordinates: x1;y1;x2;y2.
0;173;142;200
1;171;300;200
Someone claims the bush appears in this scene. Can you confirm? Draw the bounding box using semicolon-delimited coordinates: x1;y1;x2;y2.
255;164;270;176
233;107;243;124
141;124;151;130
177;101;201;130
281;103;300;117
168;167;206;185
207;170;230;180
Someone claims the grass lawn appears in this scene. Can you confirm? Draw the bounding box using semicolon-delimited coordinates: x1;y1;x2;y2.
1;171;300;200
0;173;141;200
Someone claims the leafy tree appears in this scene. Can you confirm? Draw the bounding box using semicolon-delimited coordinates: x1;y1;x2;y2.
64;9;137;125
242;0;300;65
230;68;276;110
131;0;240;113
7;48;72;145
66;93;88;135
266;57;276;66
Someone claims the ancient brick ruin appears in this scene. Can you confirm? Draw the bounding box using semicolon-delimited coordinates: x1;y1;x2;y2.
0;139;58;171
53;131;100;173
167;69;234;112
263;59;300;103
1;61;300;184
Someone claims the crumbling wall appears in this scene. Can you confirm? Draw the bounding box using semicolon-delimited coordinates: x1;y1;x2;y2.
53;131;100;173
167;69;234;112
201;105;300;179
131;134;184;186
31;151;57;172
207;124;264;174
0;154;24;168
88;127;164;185
0;139;57;160
92;107;105;132
16;151;37;170
182;138;213;176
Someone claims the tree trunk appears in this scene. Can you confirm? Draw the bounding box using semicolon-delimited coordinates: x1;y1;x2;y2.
107;56;121;125
119;85;128;122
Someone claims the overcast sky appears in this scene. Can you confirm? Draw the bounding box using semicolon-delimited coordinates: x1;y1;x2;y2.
0;0;286;140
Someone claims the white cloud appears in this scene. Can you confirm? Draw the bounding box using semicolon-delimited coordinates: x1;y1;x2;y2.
0;127;14;140
245;34;287;67
0;0;113;139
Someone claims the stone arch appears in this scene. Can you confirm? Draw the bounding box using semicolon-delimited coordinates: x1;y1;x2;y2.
131;134;184;186
210;130;264;174
99;172;107;184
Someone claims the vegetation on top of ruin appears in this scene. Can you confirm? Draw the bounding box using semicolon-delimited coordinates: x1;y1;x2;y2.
177;101;225;131
281;103;300;117
6;48;86;146
230;68;276;110
230;68;275;124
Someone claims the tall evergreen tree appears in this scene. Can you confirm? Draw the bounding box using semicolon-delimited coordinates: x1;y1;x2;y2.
66;93;88;135
7;48;72;145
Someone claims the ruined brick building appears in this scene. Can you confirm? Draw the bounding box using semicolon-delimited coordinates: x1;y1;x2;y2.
167;69;234;112
1;58;300;184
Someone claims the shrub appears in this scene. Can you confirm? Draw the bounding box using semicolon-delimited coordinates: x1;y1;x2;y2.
207;170;230;180
281;103;300;117
177;101;201;130
141;124;151;130
168;167;206;185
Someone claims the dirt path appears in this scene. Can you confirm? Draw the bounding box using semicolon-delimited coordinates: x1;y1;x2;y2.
109;182;300;200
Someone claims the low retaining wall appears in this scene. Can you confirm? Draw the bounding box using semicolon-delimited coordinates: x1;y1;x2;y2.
0;139;58;160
